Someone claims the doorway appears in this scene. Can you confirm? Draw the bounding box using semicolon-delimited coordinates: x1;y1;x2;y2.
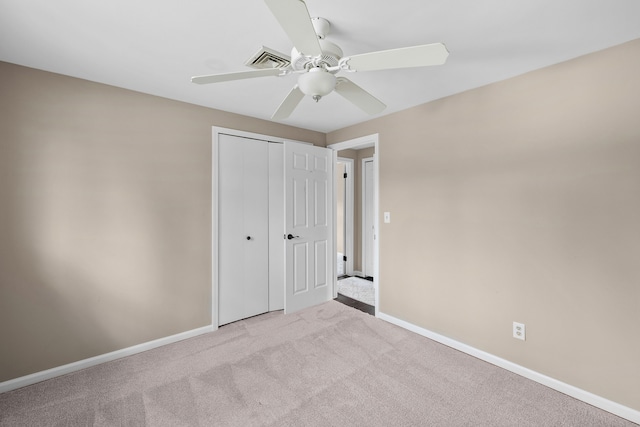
328;135;379;315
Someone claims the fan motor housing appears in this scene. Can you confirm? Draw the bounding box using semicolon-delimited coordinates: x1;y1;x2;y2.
291;39;343;72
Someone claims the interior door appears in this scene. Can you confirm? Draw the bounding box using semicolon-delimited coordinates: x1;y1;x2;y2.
284;141;334;314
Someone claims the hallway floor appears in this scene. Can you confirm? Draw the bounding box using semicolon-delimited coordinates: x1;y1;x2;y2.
336;276;374;315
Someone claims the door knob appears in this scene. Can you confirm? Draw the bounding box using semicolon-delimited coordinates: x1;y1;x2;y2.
246;236;251;240
286;234;300;240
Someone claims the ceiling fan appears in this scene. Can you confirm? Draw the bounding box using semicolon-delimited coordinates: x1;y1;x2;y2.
191;0;449;120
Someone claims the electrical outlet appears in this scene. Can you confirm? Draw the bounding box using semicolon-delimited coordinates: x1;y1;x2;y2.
513;322;526;341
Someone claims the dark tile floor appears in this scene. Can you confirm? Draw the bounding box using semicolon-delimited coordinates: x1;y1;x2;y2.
335;277;375;316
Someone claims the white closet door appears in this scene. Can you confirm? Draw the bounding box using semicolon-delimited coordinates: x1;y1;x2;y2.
218;134;269;325
268;143;284;311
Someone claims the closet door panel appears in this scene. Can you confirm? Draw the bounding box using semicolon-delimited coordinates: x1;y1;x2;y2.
242;138;269;319
268;143;285;311
218;135;269;325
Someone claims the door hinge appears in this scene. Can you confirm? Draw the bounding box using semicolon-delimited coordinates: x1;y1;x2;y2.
343;172;347;179
343;255;347;262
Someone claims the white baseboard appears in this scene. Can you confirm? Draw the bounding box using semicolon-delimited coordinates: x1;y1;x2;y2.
377;311;640;425
0;325;214;394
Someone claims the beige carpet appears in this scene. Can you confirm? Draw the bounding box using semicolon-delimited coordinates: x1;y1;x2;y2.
0;301;635;426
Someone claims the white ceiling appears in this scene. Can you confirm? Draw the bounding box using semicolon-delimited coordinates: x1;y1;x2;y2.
1;0;640;133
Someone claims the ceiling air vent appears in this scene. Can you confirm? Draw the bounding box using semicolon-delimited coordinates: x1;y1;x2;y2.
245;46;291;70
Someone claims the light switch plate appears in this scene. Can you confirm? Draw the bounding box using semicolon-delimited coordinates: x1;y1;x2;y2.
384;212;391;223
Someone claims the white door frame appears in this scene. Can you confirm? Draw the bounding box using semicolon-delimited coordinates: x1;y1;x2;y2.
212;126;309;330
327;134;380;315
361;156;375;278
337;157;354;277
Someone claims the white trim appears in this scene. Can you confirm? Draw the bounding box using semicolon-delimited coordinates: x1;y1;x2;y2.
373;151;379;314
361;156;374;278
0;325;214;394
332;150;338;297
337;157;354;276
212;130;219;330
327;134;376;151
377;311;640;425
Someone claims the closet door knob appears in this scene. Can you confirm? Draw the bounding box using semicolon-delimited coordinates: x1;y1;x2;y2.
246;236;251;240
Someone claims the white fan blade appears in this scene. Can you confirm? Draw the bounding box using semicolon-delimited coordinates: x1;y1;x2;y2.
344;43;449;72
272;85;305;120
191;68;282;85
334;78;386;115
264;0;322;57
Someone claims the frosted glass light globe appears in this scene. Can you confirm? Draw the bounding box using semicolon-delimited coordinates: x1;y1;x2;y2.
298;68;336;98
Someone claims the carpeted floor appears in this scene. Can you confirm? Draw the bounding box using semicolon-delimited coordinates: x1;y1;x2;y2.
337;276;375;306
0;301;636;426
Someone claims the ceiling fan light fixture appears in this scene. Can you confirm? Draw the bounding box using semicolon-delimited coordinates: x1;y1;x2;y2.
297;67;336;99
193;1;449;120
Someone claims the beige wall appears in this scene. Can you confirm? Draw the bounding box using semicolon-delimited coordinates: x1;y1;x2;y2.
328;39;640;410
3;35;640;412
0;62;325;382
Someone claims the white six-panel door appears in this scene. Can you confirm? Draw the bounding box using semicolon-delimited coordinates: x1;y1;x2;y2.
284;141;334;314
